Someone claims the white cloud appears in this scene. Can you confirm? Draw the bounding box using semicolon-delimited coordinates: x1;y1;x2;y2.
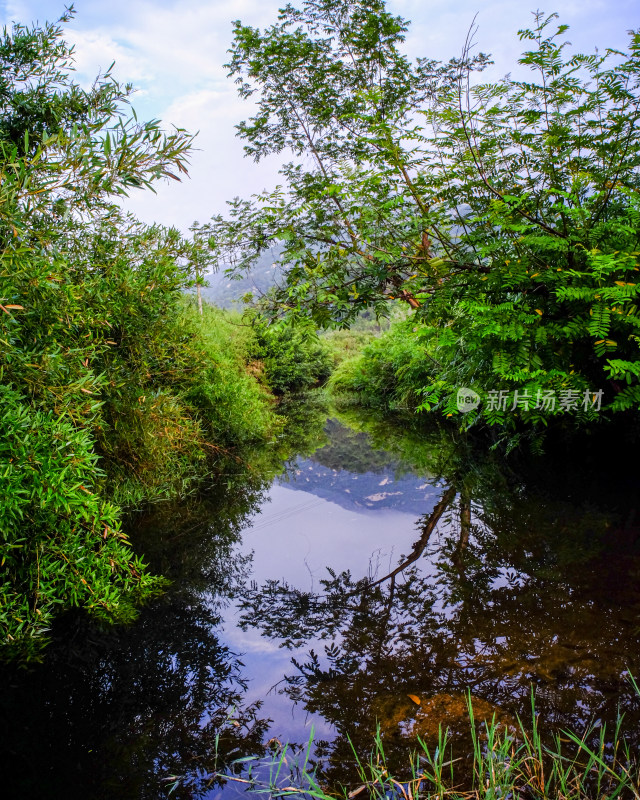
65;0;279;101
122;86;282;231
66;28;153;88
4;0;639;232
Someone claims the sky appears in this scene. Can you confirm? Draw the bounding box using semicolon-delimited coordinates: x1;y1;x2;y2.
2;0;638;232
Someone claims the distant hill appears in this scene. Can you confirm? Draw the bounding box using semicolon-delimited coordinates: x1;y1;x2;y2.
200;248;284;309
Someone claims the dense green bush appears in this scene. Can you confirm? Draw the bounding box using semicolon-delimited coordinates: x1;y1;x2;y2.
101;300;279;504
0;15;277;658
329;320;432;410
249;319;332;394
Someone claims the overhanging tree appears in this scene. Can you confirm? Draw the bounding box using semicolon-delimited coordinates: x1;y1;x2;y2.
203;0;640;425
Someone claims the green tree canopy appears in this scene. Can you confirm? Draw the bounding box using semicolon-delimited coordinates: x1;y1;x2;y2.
203;0;640;426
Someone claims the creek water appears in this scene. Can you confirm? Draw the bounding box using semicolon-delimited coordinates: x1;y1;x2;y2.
2;402;640;799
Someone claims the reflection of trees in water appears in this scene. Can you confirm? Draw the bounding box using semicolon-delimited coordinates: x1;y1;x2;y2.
238;432;640;788
0;399;332;800
306;419;407;475
2;402;639;796
0;473;274;800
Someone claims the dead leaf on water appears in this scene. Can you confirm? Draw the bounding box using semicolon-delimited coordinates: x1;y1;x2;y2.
407;694;421;705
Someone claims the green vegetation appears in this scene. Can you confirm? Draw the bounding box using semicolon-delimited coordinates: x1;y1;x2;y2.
0;15;278;659
249;317;332;394
328;319;430;410
322;308;403;368
3;5;639;796
204;0;640;432
190;687;640;800
0;390;167;659
104;302;279;506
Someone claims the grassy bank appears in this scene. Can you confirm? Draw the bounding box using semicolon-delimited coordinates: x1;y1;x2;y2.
104;301;280;508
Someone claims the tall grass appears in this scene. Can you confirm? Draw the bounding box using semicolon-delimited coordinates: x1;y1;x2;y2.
187;303;278;446
106;301;280;506
197;687;640;800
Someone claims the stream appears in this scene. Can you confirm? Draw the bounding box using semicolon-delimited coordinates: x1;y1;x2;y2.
2;401;640;799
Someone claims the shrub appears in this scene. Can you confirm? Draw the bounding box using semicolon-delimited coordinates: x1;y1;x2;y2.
329;320;434;410
0;387;166;660
250;319;332;394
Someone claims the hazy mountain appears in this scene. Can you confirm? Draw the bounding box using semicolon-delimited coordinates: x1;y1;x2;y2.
200;248;284;309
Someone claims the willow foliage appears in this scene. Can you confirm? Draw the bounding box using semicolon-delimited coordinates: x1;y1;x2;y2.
0;14;278;659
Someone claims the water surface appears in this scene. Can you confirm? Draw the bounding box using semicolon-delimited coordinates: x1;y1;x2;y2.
1;405;639;798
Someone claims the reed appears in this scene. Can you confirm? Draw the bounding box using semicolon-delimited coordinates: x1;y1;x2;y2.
198;683;640;800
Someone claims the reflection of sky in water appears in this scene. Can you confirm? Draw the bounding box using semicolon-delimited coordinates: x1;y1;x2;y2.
220;473;440;749
213;433;447;799
210;430;446;797
3;413;640;800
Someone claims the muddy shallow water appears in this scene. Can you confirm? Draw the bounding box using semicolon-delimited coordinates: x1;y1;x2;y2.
2;404;639;798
